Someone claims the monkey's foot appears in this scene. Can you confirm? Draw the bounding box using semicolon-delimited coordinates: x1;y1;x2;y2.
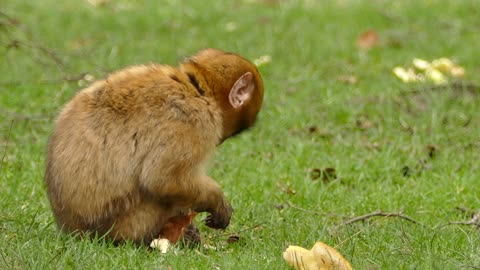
182;223;201;246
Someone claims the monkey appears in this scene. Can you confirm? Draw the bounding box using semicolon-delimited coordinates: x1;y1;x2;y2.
44;49;264;245
159;212;198;244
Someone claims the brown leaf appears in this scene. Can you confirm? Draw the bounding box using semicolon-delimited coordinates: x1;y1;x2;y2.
337;75;358;84
285;186;296;195
86;0;109;7
257;16;271;25
426;144;439;159
310;168;337;183
258;0;280;5
416;158;432;171
308;126;318;133
356;30;379;50
276;181;296;195
356;119;373;130
401;165;411;177
226;235;240;244
70;39;93;50
323;167;337;182
310;168;322;180
370;142;381;150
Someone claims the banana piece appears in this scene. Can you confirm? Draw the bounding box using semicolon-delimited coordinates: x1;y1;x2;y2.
283;241;352;270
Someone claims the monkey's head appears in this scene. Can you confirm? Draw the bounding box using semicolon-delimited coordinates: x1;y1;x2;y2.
180;49;264;142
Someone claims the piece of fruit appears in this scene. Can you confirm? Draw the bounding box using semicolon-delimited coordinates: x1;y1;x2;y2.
412;58;431;70
150;238;170;253
426;68;447;84
283;241;352;270
393;67;418;83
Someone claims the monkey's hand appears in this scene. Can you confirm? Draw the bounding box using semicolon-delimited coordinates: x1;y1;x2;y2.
205;199;232;229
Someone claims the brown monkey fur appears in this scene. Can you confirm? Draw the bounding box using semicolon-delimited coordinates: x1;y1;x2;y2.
45;49;264;245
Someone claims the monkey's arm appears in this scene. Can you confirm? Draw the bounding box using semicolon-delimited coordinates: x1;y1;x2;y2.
140;161;232;229
137;119;232;229
190;175;233;229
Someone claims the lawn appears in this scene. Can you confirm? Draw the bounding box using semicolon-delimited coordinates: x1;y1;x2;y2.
1;0;480;269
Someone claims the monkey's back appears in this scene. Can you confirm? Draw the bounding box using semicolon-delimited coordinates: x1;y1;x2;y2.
45;64;222;235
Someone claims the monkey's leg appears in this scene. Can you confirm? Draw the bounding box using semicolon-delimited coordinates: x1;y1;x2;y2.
140;140;233;230
111;200;170;245
154;175;233;230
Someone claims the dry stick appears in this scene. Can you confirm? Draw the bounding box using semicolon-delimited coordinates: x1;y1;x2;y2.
341;210;422;226
0;120;14;173
455;206;477;215
334;214;391;249
446;212;480;228
17;40;64;68
399;81;480;96
287;204;425;249
287;201;324;215
334;210;424;249
1;15;100;86
0;109;52;121
1;12;64;67
3;73;90;86
1;12;108;86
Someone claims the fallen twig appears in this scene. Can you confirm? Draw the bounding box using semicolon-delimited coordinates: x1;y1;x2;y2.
0;110;53;121
1;11;64;69
0;120;14;173
455;206;477;215
444;208;480;229
340;210;422;227
399;81;480;96
447;213;480;228
332;210;424;248
286;202;324;215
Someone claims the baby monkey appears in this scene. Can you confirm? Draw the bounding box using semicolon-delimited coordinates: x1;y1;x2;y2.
45;49;264;245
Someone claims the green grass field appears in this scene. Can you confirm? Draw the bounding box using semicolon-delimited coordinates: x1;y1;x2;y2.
1;0;480;269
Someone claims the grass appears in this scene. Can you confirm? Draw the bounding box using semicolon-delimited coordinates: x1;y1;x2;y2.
1;0;480;269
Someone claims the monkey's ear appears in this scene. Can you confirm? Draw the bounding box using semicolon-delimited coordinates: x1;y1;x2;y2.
229;72;254;109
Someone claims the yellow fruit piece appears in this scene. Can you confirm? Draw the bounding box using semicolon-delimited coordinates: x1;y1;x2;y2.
450;66;465;78
426;68;447;84
412;58;431;70
150;238;170;253
283;241;352;270
253;55;271;67
393;67;418;83
431;58;454;73
394;57;465;84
